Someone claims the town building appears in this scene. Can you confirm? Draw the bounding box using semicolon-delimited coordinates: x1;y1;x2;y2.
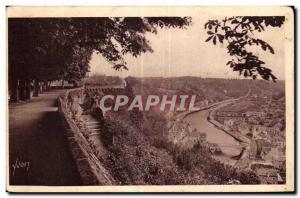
272;149;286;170
237;122;251;136
256;168;279;184
215;110;244;118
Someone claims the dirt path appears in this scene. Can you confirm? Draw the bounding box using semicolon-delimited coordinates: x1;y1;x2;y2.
9;89;82;185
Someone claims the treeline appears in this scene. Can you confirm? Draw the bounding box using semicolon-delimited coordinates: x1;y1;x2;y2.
8;18;92;102
84;74;123;86
8;17;191;102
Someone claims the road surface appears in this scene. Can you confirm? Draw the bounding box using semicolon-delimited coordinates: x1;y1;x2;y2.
9;89;82;185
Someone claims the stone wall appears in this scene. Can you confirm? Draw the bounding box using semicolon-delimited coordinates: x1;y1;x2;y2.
57;88;115;185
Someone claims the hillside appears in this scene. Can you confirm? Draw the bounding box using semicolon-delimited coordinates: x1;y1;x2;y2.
81;76;285;185
126;76;285;103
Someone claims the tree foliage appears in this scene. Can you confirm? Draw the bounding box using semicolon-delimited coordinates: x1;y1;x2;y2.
8;17;191;85
205;16;285;81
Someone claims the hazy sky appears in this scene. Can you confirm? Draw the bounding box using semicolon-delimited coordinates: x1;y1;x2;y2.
89;17;285;79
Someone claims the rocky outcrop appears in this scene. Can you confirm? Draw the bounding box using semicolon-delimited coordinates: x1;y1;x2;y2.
166;119;205;150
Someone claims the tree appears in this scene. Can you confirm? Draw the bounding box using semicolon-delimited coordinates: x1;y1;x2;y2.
205;16;285;82
8;17;191;102
61;17;192;70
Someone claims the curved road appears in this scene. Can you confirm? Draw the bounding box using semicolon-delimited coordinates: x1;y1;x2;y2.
9;89;81;185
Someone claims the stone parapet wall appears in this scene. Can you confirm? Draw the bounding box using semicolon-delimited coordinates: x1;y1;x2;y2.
57;88;114;185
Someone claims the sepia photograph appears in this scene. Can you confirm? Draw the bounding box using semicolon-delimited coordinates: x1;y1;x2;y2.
6;6;294;192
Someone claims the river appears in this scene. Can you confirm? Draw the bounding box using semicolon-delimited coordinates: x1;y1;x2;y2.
183;103;244;166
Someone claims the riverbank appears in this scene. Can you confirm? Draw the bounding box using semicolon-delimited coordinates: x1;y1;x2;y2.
183;92;250;166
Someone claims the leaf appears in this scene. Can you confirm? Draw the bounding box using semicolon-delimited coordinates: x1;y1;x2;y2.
217;34;224;43
204;16;283;81
204;23;208;29
215;25;218;33
205;36;213;42
270;73;277;82
268;46;275;54
213;36;217;45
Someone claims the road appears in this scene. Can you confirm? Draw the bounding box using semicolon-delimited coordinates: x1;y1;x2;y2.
9;89;82;185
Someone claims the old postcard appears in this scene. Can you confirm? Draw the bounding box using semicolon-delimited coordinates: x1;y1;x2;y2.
6;6;294;192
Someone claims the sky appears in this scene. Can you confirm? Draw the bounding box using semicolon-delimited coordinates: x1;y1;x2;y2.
89;17;285;80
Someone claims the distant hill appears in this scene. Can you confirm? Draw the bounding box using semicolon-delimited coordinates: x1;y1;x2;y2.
126;76;285;103
84;75;123;86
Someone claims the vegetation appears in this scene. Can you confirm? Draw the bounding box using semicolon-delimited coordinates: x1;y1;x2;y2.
9;16;285;103
205;16;285;81
8;16;284;103
89;78;266;184
8;17;191;102
99;109;260;184
126;76;285;105
100;118;187;185
84;74;123;86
